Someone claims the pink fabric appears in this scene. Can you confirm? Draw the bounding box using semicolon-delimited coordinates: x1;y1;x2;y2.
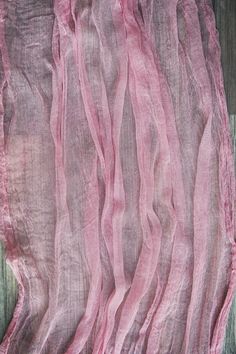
0;0;235;353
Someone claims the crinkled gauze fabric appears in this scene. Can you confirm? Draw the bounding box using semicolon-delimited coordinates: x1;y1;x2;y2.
0;0;235;353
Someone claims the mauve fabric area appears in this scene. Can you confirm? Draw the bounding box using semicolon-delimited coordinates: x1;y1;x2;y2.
0;0;235;353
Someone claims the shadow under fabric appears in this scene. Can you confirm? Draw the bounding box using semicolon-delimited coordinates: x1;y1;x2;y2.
0;0;235;353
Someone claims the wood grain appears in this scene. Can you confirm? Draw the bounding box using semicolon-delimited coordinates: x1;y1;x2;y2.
214;0;236;115
214;1;236;353
0;243;17;342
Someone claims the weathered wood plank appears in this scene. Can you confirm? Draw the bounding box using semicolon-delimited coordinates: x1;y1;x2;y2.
0;242;17;342
214;1;236;353
222;115;236;354
214;0;236;115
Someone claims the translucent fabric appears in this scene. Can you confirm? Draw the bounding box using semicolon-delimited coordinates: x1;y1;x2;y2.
0;0;235;353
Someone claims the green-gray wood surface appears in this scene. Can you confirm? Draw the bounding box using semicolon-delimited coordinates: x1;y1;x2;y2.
0;243;17;342
216;0;236;353
0;1;235;352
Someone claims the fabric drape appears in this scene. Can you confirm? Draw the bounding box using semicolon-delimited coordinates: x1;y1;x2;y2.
0;1;235;353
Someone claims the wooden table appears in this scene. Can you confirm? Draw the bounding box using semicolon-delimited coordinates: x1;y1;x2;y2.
214;1;236;353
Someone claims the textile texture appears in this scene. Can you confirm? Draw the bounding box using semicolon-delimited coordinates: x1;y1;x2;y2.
0;0;235;353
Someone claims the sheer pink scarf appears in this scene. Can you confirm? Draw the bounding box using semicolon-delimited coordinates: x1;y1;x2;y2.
0;0;235;353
